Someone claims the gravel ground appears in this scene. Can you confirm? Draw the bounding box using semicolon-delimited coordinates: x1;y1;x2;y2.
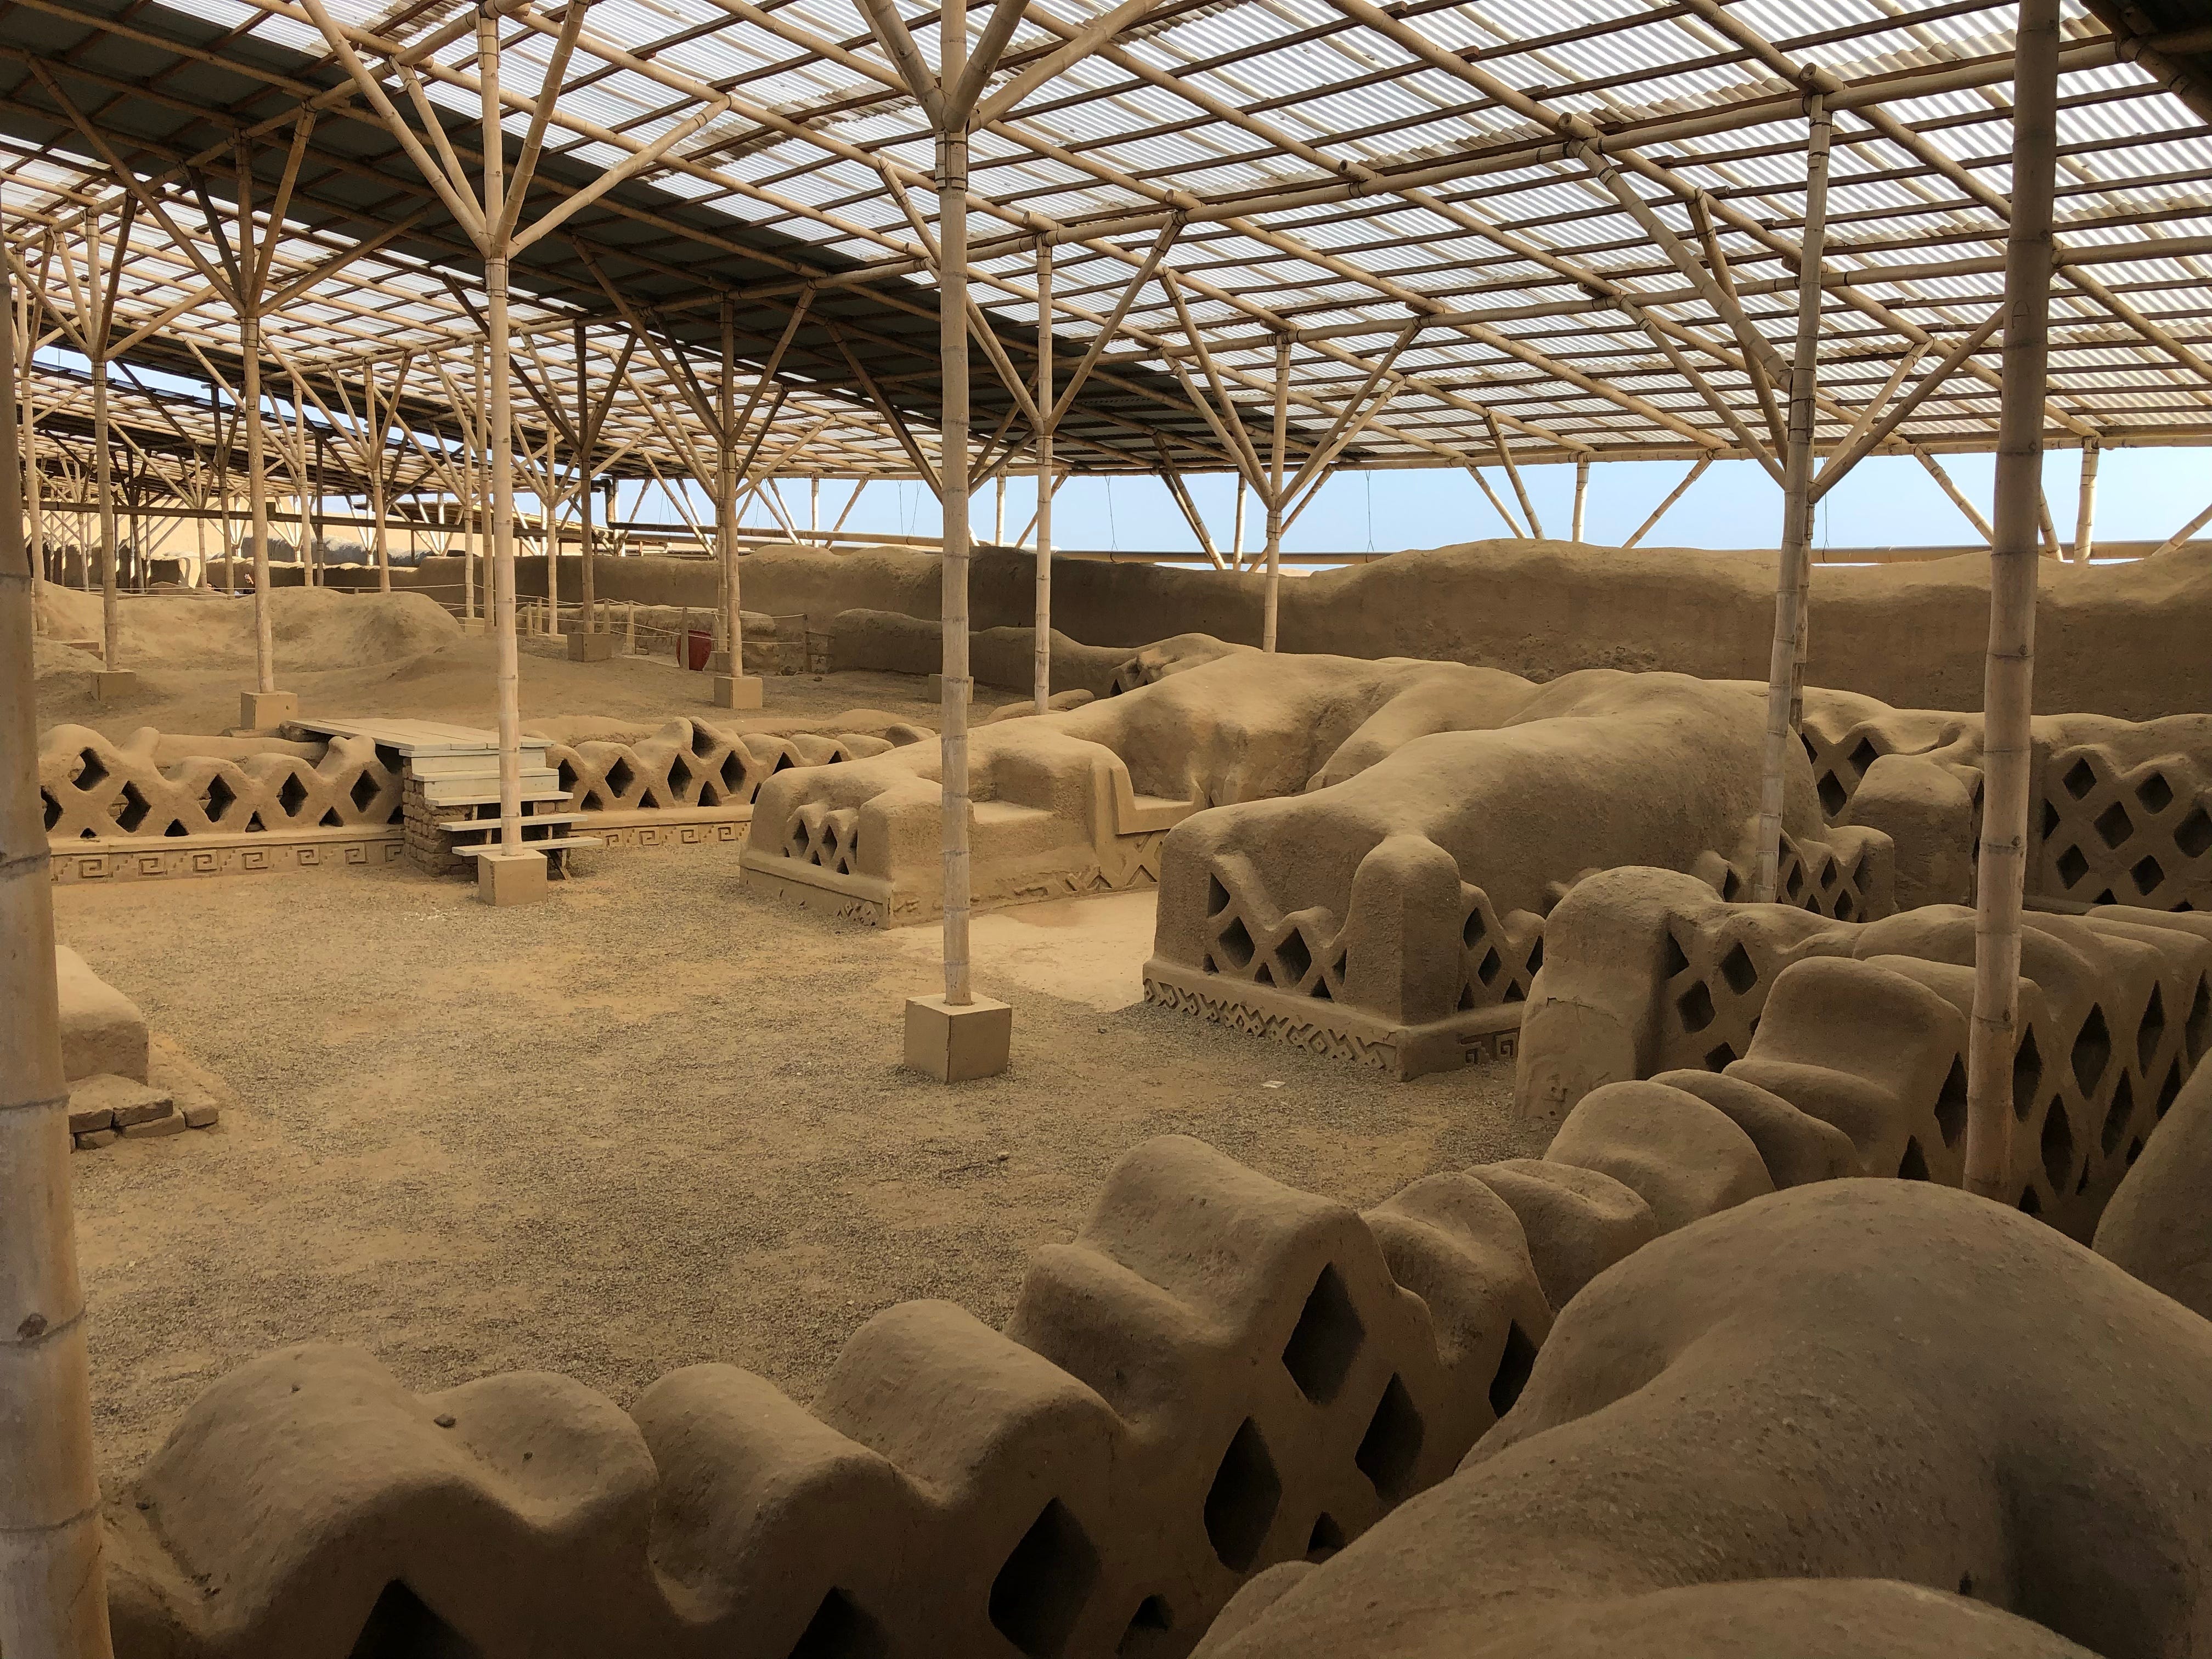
53;848;1537;1491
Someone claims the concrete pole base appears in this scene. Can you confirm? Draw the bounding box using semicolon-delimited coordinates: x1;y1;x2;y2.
462;617;488;636
566;631;614;663
238;690;299;730
476;847;549;907
904;994;1013;1082
92;669;140;703
713;674;765;709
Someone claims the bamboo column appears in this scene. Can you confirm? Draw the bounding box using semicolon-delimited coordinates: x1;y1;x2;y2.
1232;474;1246;569
2072;439;2100;564
238;144;276;695
86;208;120;670
1571;454;1589;543
367;360;392;593
481;8;524;852
939;2;975;1005
542;430;561;637
1965;0;2062;1201
575;320;595;631
1261;334;1289;650
467;341;483;626
1033;241;1053;714
717;297;740;676
1752;93;1832;904
0;259;116;1659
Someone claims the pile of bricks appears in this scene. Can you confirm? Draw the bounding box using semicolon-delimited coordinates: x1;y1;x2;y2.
68;1073;218;1152
401;775;477;877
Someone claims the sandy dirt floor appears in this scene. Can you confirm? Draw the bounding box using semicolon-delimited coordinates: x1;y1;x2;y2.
52;848;1537;1493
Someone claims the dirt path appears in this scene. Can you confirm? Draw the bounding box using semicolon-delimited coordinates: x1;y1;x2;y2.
53;849;1536;1490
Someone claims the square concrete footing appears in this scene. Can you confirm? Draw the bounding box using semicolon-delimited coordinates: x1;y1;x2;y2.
462;617;488;636
904;994;1013;1082
92;669;140;703
567;631;614;663
476;847;549;906
239;690;299;730
714;674;765;709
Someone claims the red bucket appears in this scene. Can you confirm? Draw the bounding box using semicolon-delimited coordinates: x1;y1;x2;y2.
684;629;714;671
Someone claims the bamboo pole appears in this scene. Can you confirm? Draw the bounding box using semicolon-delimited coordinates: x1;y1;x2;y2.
1965;0;2062;1203
84;208;120;670
576;320;595;631
940;6;975;1006
467;342;483;625
1752;93;1831;905
1571;454;1589;543
1034;241;1054;714
1261;333;1288;651
2072;439;2100;563
0;257;116;1659
481;9;523;853
1621;457;1712;550
717;297;741;680
238;146;275;694
1231;473;1246;570
542;428;561;639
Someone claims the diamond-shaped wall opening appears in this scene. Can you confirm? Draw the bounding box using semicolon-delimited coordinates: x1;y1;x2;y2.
787;1589;888;1659
74;748;110;793
1818;772;1847;817
2096;802;2135;849
347;1581;481;1659
2190;979;2211;1064
1898;1137;1929;1181
1355;1375;1425;1506
350;771;381;813
2012;1031;2042;1120
1488;1321;1538;1419
2159;1059;2184;1119
1253;962;1276;988
1662;932;1690;977
2056;845;2090;888
2137;985;2167;1074
1275;929;1313;986
1216;916;1255;970
1306;1514;1345;1562
557;758;580;793
668;754;696;800
1477;946;1502;986
2134;855;2166;896
1720;867;1742;902
1281;1263;1364;1407
720;752;751;797
201;774;238;825
1208;876;1232;917
278;772;309;816
1934;1057;1968;1149
1115;1596;1173;1659
988;1499;1099;1659
2041;1099;2075;1193
2179;807;2212;860
2041;799;2061;839
1719;943;1757;996
1834;889;1857;922
2020;1185;2043;1217
1703;1042;1739;1070
2102;1073;2136;1159
1784;863;1804;900
2138;772;2176;814
2063;758;2098;798
115;782;152;834
605;757;636;797
1848;736;1880;775
2072;1006;2111;1094
1677;980;1716;1034
1204;1419;1281;1573
1462;907;1486;947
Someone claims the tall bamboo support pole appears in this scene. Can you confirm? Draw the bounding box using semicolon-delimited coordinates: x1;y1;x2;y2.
368;364;391;593
1033;242;1053;714
2072;439;2100;564
542;430;561;637
466;341;483;625
939;0;975;1005
1752;94;1832;904
1571;454;1589;543
1965;0;2062;1201
16;279;43;586
1231;473;1247;570
1261;334;1289;651
238;148;275;693
481;9;523;851
575;320;595;630
717;297;740;673
0;259;115;1659
85;210;120;669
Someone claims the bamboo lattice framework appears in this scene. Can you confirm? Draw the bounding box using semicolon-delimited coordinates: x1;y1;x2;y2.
0;0;2207;505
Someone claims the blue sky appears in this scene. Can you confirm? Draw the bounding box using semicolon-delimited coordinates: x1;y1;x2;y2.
737;444;2209;555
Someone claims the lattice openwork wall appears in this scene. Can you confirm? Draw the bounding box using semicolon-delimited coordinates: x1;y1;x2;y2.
40;725;403;842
